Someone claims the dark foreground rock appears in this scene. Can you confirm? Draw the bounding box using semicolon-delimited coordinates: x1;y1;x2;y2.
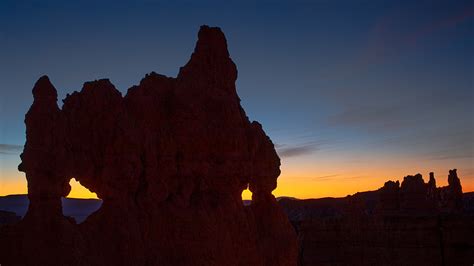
279;171;474;266
293;215;473;266
0;211;20;225
0;25;297;266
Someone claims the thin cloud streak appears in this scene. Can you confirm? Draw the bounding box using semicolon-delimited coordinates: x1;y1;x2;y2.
277;141;325;158
429;150;474;161
312;174;340;180
0;144;23;155
327;104;413;131
312;174;367;182
278;145;319;158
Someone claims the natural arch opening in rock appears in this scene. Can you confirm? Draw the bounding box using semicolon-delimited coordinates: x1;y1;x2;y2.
242;187;252;205
67;178;97;199
61;178;102;223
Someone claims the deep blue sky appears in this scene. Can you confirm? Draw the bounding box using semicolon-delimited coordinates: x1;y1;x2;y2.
1;0;473;197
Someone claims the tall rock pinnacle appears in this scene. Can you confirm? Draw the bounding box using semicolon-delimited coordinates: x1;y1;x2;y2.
32;75;58;102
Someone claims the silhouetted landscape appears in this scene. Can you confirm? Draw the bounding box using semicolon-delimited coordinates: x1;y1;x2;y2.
280;170;474;265
1;2;473;265
1;169;473;265
0;26;297;266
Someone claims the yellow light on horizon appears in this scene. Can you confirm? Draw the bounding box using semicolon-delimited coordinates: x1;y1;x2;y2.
0;178;27;196
1;169;472;200
241;189;252;200
68;178;98;199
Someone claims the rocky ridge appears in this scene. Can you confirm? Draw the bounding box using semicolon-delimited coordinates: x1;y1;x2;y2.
279;170;474;265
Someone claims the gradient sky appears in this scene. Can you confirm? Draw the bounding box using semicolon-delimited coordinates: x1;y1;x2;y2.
1;0;473;199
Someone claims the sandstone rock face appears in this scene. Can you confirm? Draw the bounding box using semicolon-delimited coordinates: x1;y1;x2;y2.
0;25;297;266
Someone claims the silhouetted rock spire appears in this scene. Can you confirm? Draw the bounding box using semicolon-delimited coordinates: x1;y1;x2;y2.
32;75;57;102
440;169;463;212
280;170;473;266
377;180;400;214
178;25;237;90
373;170;464;215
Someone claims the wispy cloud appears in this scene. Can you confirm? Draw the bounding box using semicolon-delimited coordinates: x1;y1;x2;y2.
277;141;322;158
431;154;473;161
313;174;340;180
277;144;319;158
430;142;474;160
404;7;474;47
312;174;366;182
0;144;23;155
328;104;412;132
358;4;474;74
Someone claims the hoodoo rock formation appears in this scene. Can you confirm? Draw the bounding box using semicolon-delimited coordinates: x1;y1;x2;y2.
0;26;297;266
279;170;474;265
379;169;464;215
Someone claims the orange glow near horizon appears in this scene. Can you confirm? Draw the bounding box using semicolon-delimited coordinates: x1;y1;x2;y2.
1;167;473;200
242;189;252;200
68;178;98;199
0;178;27;196
240;158;474;200
0;170;99;199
